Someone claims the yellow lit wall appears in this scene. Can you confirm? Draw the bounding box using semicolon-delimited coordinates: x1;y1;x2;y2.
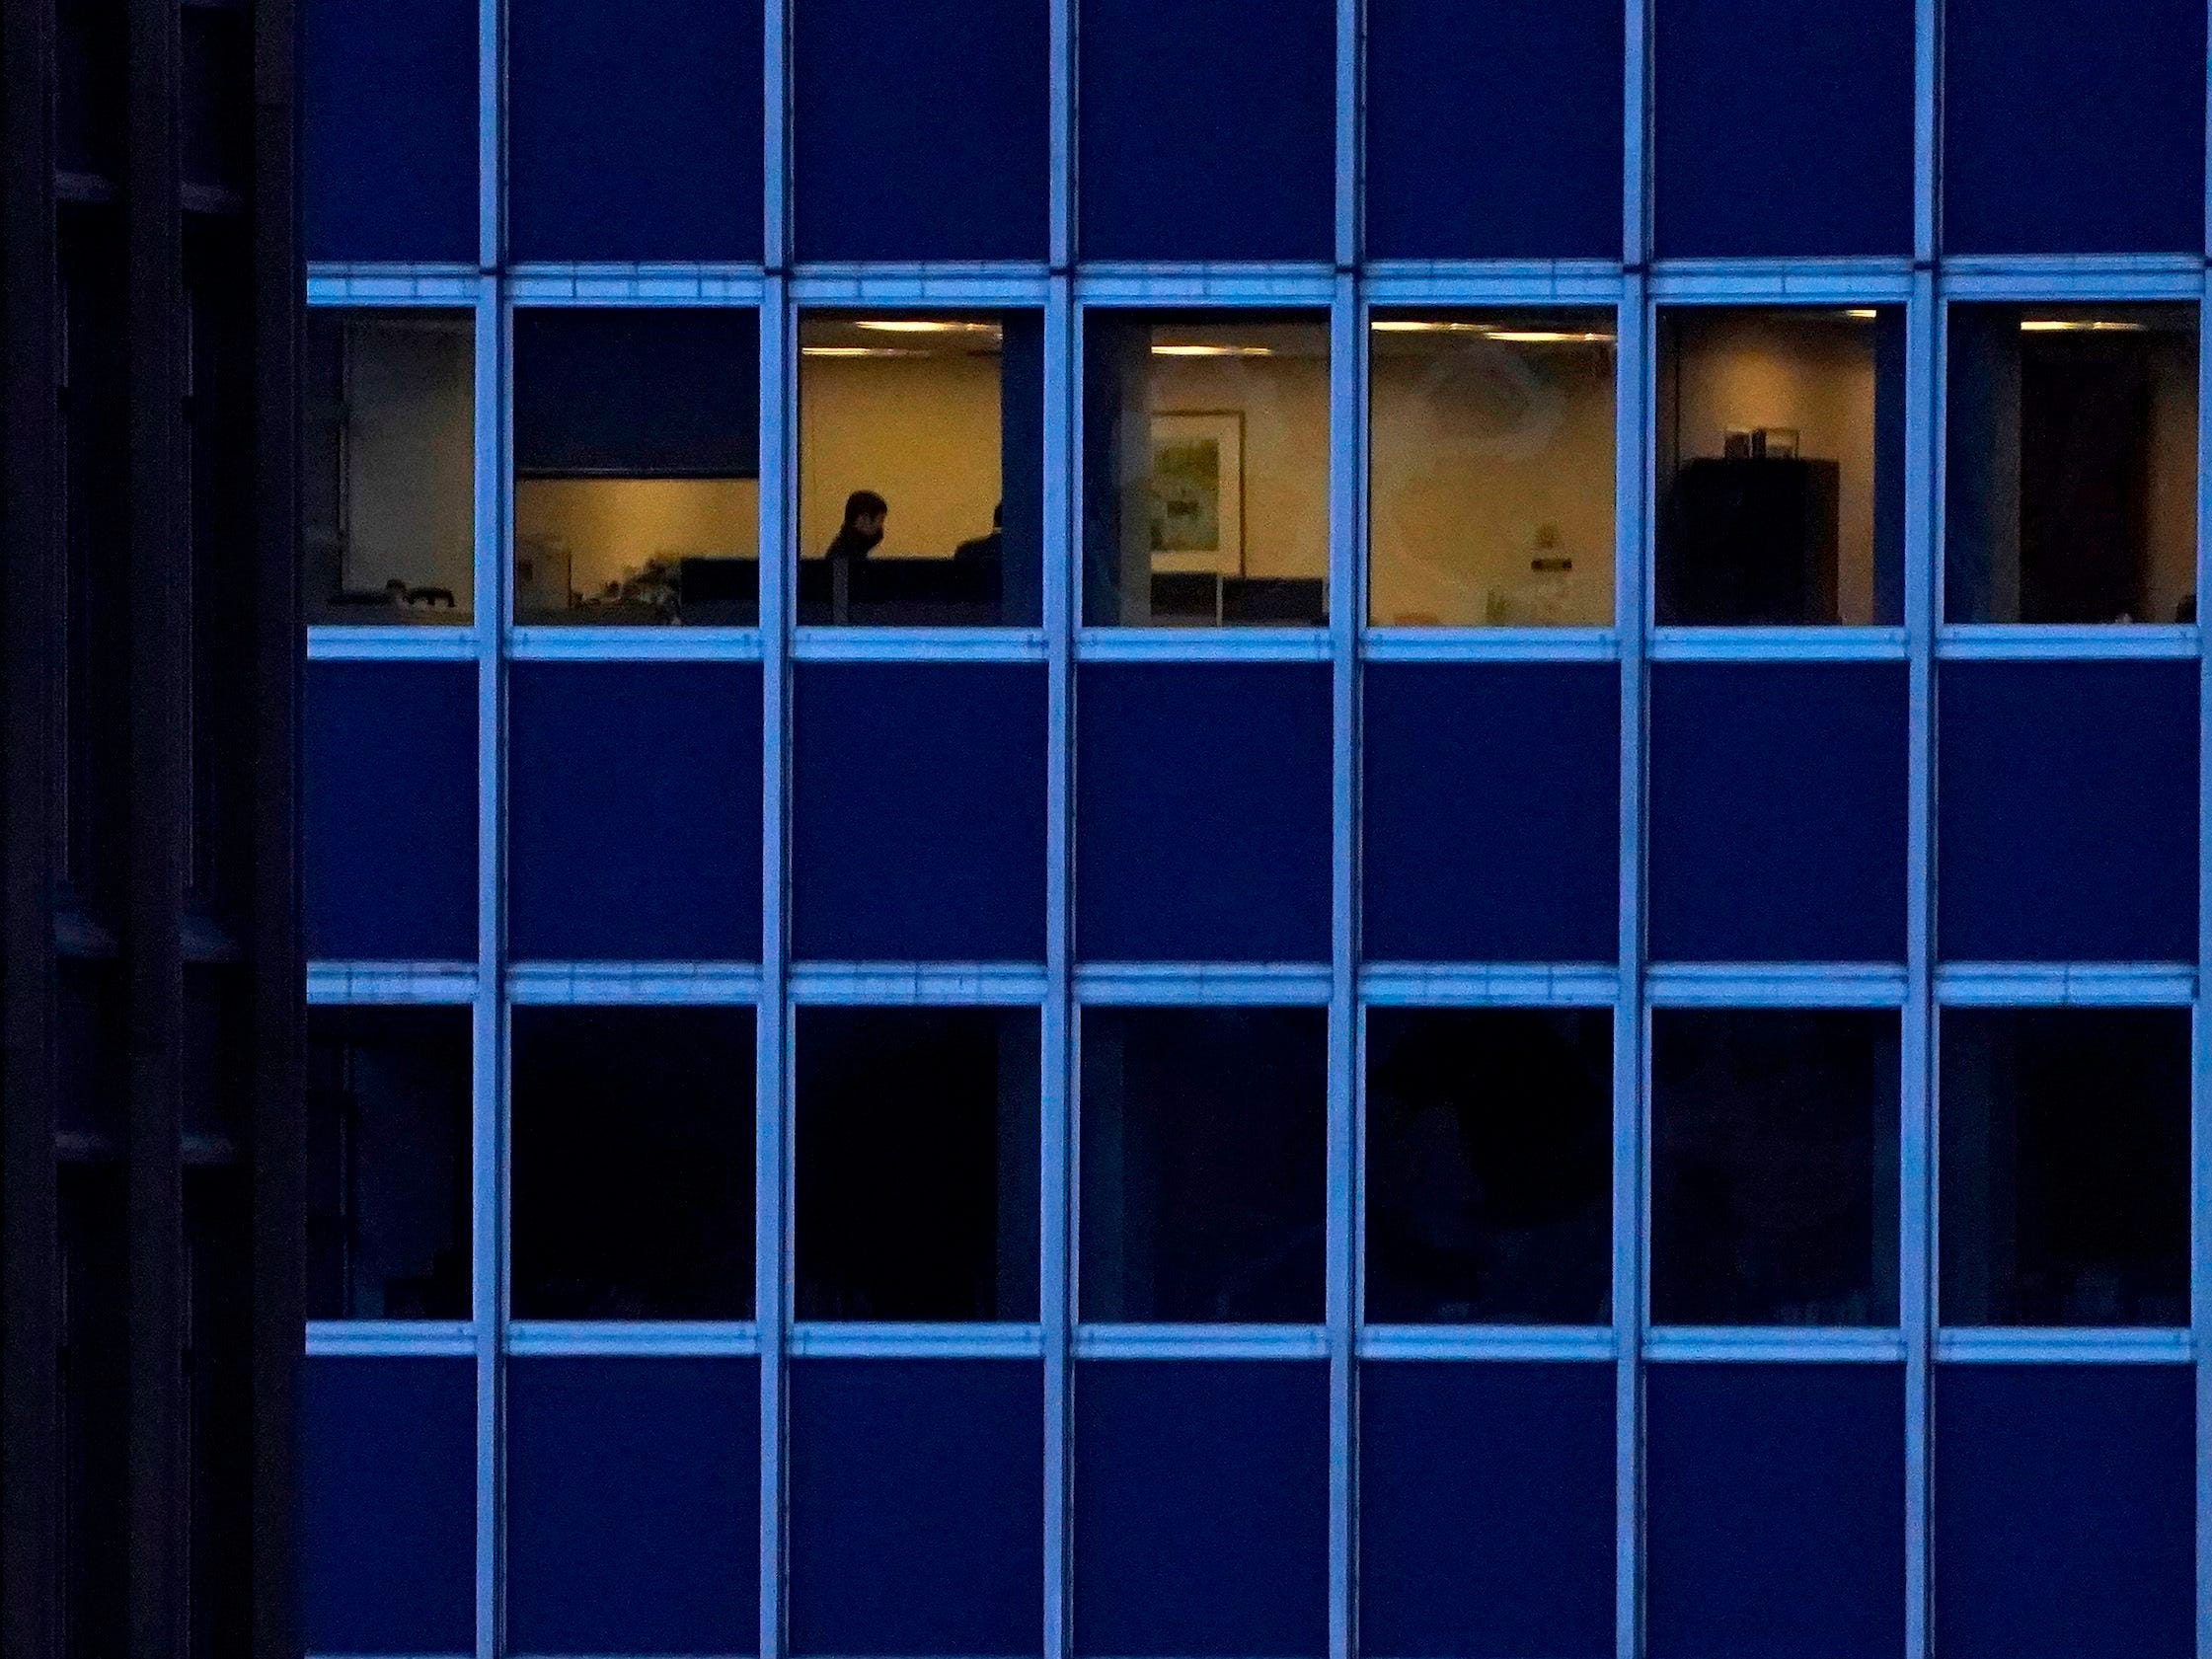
799;351;1003;560
515;478;759;602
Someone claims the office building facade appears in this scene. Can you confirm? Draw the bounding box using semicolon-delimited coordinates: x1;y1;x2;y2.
302;1;2212;1655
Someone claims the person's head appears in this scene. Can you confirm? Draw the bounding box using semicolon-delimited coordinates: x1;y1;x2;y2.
843;490;888;541
992;501;1003;530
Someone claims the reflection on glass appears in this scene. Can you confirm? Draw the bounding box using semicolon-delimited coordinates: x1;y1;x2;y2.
1651;1009;1899;1326
303;309;475;624
509;1006;754;1320
1941;1008;2189;1326
1656;306;1905;626
1079;1007;1326;1322
1364;1009;1611;1323
1945;305;2199;624
512;309;760;626
795;1007;1039;1320
1369;313;1617;628
1083;313;1331;627
798;313;1041;626
306;1007;471;1320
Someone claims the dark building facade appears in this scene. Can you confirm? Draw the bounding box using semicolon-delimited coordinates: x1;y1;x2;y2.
2;0;300;1657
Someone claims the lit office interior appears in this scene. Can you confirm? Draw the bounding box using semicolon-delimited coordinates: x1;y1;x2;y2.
798;313;1043;626
303;308;475;624
1368;312;1618;629
1945;304;2200;625
1083;313;1332;627
513;308;762;626
1656;305;1906;626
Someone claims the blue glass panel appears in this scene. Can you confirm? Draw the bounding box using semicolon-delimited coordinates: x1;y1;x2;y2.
1944;0;2206;255
789;1359;1044;1656
513;309;760;478
1076;0;1335;261
794;663;1048;961
1365;0;1622;260
1077;663;1333;962
1358;1363;1614;1658
1934;1364;2194;1658
1073;1360;1329;1658
1653;0;1913;257
1363;663;1618;962
302;1356;475;1655
508;662;762;961
1649;662;1908;961
1645;1364;1906;1658
301;0;477;262
506;1357;759;1656
304;662;477;961
794;0;1048;261
1938;661;2198;962
507;0;763;262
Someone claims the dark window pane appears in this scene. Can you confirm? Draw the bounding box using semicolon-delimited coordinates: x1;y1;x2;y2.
1651;1010;1900;1325
1945;305;2199;625
1369;313;1617;627
1653;0;1914;258
512;309;761;627
798;313;1042;627
307;1007;471;1320
789;1359;1043;1657
1934;1364;2195;1658
1358;1362;1615;1659
1073;1360;1329;1658
1363;1010;1611;1324
1077;0;1334;262
303;310;475;625
1365;0;1622;261
1646;1364;1907;1658
794;0;1048;262
796;1007;1040;1322
510;1006;755;1320
1079;1007;1326;1323
1083;313;1331;628
1940;1008;2189;1327
508;0;763;262
1656;307;1907;626
60;1167;126;1659
506;1357;760;1655
1944;0;2205;255
508;661;764;962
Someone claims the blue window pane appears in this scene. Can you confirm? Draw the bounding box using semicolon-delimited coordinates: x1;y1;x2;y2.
1938;661;2198;962
1653;0;1913;257
794;663;1047;961
1077;663;1332;961
507;0;763;261
1649;662;1908;961
1366;0;1621;260
1358;1363;1614;1658
301;0;476;262
1363;663;1618;962
1934;1365;2194;1658
302;1356;475;1655
507;1358;759;1656
1077;0;1335;261
1074;1361;1329;1658
1646;1364;1906;1659
509;662;763;962
789;1360;1043;1656
305;662;477;961
1944;0;2206;254
794;0;1048;261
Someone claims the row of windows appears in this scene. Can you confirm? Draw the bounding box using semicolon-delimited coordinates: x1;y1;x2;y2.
312;1001;2193;1330
307;301;2204;632
308;1350;2199;1658
304;0;2210;263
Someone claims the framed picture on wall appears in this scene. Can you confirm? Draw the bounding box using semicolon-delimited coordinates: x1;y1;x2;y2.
1148;411;1245;575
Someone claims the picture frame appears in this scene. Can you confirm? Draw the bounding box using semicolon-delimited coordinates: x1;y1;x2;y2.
1147;411;1246;575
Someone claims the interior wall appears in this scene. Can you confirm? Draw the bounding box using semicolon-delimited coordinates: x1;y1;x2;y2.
344;322;475;601
1369;341;1617;626
1147;351;1333;583
515;479;760;601
2144;337;2199;620
799;352;1004;559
